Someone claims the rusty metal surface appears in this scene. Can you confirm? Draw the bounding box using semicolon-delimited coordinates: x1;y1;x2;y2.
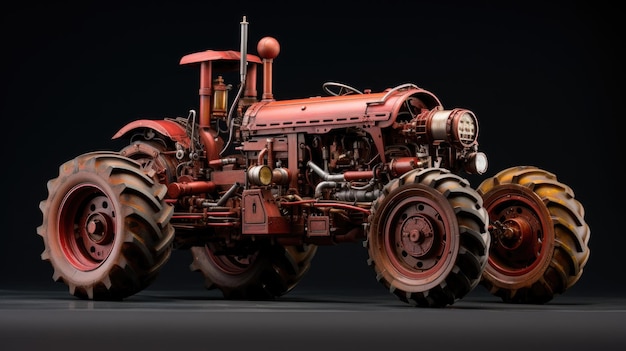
33;17;590;306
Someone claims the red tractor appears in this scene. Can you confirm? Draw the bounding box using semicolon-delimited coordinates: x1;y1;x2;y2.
37;17;590;307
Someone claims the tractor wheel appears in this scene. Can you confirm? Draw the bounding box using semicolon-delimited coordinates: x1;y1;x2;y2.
190;243;317;300
37;152;175;300
366;168;490;307
476;166;590;304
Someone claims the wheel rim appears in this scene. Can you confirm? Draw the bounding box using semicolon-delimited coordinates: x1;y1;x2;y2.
58;184;117;271
377;185;458;286
483;185;554;277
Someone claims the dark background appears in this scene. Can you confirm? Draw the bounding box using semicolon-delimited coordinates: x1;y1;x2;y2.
1;1;623;297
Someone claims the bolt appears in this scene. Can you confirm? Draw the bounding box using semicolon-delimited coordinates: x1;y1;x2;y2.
87;219;102;235
409;229;421;242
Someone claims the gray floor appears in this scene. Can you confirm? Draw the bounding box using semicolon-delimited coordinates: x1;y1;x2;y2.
1;287;624;351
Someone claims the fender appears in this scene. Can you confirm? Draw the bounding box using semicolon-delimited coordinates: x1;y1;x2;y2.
112;119;191;149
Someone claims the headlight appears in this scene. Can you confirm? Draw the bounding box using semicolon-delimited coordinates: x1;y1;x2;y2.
464;152;488;175
427;108;479;148
248;165;273;186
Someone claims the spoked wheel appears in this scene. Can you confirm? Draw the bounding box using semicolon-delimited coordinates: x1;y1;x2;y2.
190;242;317;300
366;168;490;307
476;166;590;304
37;152;175;300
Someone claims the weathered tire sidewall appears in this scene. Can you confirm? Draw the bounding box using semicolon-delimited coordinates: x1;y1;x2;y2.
40;152;175;299
369;183;460;292
476;165;590;303
41;159;127;288
367;168;490;307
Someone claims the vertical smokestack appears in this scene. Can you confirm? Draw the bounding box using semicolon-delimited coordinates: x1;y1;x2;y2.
240;16;249;85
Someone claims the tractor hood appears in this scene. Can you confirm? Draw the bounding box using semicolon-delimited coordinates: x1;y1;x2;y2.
241;85;442;135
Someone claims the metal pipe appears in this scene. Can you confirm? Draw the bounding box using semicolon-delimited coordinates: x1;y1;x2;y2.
167;181;216;198
315;181;340;198
216;182;241;207
239;16;248;84
198;61;213;127
307;161;344;182
257;148;268;165
267;138;274;168
313;202;371;215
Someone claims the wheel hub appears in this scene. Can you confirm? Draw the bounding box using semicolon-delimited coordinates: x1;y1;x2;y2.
492;207;542;262
86;213;113;245
496;217;532;250
79;200;116;262
386;196;448;273
401;215;434;257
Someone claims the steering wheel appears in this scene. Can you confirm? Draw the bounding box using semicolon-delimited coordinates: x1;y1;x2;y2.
322;82;363;96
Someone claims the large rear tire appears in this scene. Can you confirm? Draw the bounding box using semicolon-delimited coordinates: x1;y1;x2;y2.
190;243;317;300
476;166;590;304
37;152;175;300
366;168;490;307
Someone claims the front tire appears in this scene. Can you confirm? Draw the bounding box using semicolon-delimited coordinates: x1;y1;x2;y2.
37;152;175;300
476;166;591;304
366;168;490;307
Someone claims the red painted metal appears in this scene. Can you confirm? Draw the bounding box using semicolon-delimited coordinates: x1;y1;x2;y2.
180;50;262;126
167;180;216;198
481;184;554;277
112;119;190;148
37;17;590;306
242;89;442;135
180;50;262;65
58;184;117;271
